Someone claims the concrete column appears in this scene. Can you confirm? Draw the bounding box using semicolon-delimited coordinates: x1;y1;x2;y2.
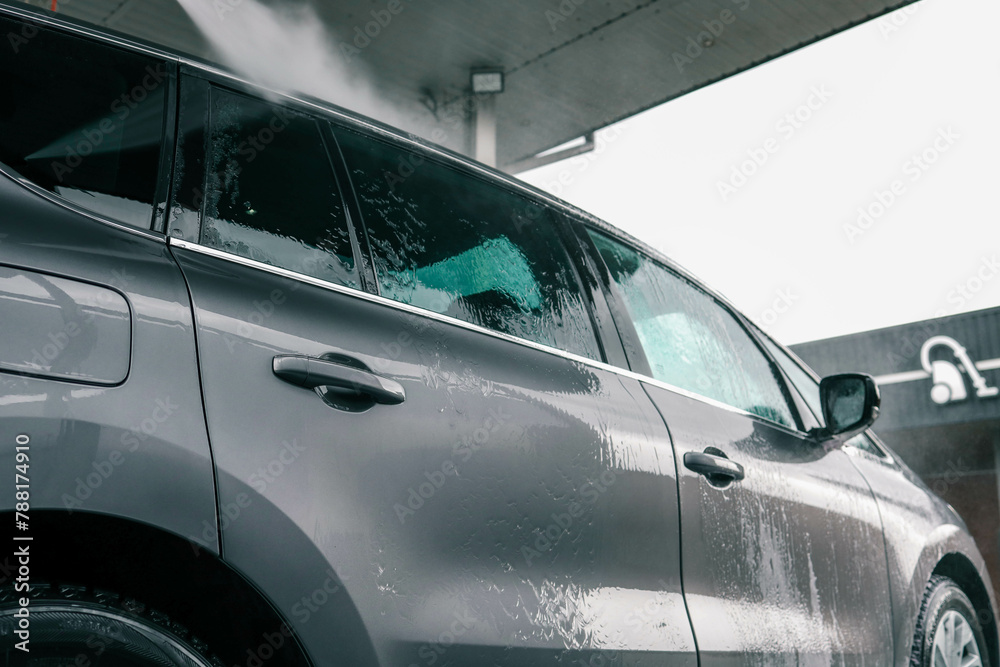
473;94;497;168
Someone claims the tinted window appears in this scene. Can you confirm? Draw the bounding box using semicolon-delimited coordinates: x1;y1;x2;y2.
335;128;602;361
200;88;356;288
0;16;167;228
589;230;795;427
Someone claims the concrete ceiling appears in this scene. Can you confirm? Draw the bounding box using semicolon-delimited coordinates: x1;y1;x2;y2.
13;0;917;169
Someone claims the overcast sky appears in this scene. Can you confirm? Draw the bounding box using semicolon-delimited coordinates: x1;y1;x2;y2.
519;0;1000;345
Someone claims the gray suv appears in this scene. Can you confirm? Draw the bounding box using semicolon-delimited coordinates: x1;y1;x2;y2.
0;4;995;666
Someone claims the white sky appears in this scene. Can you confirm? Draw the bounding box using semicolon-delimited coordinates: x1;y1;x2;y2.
519;0;1000;344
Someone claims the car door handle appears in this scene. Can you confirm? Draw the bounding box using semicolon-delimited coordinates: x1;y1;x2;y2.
272;355;405;405
683;448;745;483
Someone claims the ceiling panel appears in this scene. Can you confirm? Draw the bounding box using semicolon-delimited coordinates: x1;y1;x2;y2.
9;0;916;167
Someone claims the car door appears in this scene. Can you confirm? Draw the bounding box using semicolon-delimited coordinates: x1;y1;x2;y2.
581;227;894;665
166;70;697;666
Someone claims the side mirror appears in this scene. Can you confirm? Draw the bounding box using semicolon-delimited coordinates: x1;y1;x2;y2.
812;373;880;445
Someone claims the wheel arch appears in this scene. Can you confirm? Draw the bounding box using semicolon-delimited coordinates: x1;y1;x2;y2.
933;551;999;664
1;509;314;667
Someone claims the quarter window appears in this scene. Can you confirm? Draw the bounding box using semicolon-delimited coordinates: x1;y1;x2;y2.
334;128;602;361
0;16;167;228
199;88;357;288
589;229;796;427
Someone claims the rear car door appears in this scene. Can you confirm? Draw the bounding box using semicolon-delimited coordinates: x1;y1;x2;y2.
166;70;697;666
582;227;894;665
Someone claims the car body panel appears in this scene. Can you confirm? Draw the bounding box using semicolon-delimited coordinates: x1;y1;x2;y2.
756;334;1000;666
170;243;697;666
645;384;894;664
844;443;999;666
0;171;218;554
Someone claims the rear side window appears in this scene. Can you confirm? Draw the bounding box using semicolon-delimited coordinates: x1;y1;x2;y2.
197;88;357;288
0;16;167;228
334;128;602;361
589;229;796;427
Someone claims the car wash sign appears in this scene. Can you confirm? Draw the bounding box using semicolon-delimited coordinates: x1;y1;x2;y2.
790;306;1000;431
919;336;999;405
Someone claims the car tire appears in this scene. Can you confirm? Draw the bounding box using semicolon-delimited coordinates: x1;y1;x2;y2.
0;582;223;666
911;574;990;667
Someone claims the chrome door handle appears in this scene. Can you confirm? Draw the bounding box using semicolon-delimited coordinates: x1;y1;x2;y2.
272;355;405;405
684;448;745;484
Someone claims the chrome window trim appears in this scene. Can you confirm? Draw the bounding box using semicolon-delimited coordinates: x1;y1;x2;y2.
169;237;805;436
0;165;165;243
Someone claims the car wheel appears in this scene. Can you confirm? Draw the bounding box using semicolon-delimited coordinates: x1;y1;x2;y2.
911;574;990;667
0;582;222;666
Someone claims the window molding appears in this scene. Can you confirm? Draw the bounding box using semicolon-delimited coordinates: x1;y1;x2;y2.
168;235;806;438
0;163;165;244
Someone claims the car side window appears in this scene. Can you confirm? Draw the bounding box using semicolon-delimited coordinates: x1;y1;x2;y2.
197;87;357;288
333;127;603;361
588;229;796;428
758;332;885;456
0;16;167;228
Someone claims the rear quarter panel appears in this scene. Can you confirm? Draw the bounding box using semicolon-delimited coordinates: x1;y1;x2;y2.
0;173;217;555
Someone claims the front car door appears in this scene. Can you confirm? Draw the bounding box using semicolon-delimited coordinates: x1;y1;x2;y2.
754;327;999;667
166;69;697;666
581;226;894;665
